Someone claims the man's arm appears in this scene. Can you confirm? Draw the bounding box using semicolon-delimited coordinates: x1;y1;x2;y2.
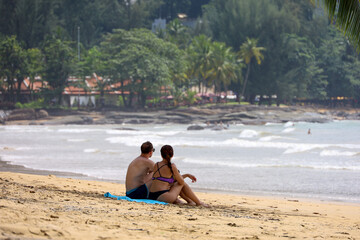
145;159;155;175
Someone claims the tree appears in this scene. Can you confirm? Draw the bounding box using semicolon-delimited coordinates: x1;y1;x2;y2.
26;48;44;100
210;41;239;98
312;0;360;51
77;46;113;108
0;0;57;48
317;27;360;103
42;34;74;105
187;35;214;94
100;28;186;108
165;19;191;49
0;35;27;103
238;38;265;102
202;0;301;103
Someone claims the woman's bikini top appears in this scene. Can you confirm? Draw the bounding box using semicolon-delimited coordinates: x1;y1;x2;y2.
152;162;175;184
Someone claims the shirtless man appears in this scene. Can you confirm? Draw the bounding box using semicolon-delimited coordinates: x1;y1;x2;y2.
125;141;155;199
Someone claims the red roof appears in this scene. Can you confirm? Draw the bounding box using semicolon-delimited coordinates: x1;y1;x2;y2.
1;73;160;97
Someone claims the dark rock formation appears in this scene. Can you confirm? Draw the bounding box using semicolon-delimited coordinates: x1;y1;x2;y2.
7;109;36;121
43;115;93;125
187;125;204;130
36;109;49;119
114;127;138;131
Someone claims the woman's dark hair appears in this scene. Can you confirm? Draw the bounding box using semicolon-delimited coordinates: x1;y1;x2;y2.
141;141;153;154
161;145;174;173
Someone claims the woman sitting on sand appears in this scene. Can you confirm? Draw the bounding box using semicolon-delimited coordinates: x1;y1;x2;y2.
149;145;207;207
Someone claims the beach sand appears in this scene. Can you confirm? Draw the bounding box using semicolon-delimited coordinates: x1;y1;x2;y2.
0;172;359;240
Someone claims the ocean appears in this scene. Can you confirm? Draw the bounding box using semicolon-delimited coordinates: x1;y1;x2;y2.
1;121;359;203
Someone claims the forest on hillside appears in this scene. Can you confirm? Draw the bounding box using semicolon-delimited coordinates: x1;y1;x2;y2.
0;0;359;108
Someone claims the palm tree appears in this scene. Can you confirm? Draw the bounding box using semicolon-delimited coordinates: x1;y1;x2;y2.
188;35;214;94
238;38;265;102
210;41;238;99
312;0;360;51
166;19;190;49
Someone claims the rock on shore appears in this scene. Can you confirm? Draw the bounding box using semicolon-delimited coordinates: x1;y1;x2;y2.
1;105;359;126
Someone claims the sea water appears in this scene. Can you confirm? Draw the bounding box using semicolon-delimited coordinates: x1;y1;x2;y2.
0;121;359;203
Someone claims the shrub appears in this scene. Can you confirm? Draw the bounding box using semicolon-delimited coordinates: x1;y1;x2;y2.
15;98;46;109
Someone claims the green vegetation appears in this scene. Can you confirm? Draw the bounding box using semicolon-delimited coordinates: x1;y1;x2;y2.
0;0;359;109
15;98;46;109
313;0;360;51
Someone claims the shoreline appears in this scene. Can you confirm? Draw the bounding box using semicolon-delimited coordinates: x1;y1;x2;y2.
0;159;121;183
1;172;359;239
1;159;359;206
2;105;360;126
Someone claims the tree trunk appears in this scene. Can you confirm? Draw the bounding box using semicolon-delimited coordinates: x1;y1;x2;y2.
127;92;133;107
259;95;264;105
268;95;272;106
239;63;250;103
120;80;127;108
30;80;34;101
16;77;24;103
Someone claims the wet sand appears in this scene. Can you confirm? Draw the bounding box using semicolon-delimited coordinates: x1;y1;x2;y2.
0;171;359;240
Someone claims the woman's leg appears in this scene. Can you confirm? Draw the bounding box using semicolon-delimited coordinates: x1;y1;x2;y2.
180;183;209;207
157;182;184;203
179;183;197;205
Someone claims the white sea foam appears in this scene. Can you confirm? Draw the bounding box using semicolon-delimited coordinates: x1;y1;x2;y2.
106;129;180;137
0;146;34;151
0;154;33;162
283;145;319;154
105;134;360;154
182;158;278;168
105;135;165;146
106;129;143;135
239;129;259;138
282;128;295;133
265;122;281;126
0;146;16;151
259;136;282;142
84;149;100;153
306;165;360;171
67;139;88;142
157;131;181;136
284;121;295;128
320;150;358;157
182;158;360;171
2;126;53;133
58;128;103;133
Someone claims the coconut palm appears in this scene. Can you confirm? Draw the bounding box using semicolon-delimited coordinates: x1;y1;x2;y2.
187;35;214;94
313;0;360;51
210;41;238;98
238;38;265;102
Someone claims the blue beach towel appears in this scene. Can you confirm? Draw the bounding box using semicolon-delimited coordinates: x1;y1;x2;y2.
104;192;168;205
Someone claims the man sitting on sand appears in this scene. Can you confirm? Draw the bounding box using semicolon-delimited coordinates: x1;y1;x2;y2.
125;141;155;199
125;141;208;206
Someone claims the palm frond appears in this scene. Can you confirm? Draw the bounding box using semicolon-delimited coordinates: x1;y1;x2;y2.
312;0;360;51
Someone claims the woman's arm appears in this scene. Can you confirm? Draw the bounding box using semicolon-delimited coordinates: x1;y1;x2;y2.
182;173;197;183
171;164;185;185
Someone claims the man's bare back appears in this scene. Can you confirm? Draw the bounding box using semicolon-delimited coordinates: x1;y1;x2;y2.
125;155;154;191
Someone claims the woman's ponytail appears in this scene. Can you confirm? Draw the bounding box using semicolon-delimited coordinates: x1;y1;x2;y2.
161;145;174;174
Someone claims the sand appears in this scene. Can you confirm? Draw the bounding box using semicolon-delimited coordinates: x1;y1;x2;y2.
0;172;359;240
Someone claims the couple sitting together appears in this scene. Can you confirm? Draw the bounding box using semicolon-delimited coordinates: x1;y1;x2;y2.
125;141;208;207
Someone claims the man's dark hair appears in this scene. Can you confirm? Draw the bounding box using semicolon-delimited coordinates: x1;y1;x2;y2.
141;141;153;154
